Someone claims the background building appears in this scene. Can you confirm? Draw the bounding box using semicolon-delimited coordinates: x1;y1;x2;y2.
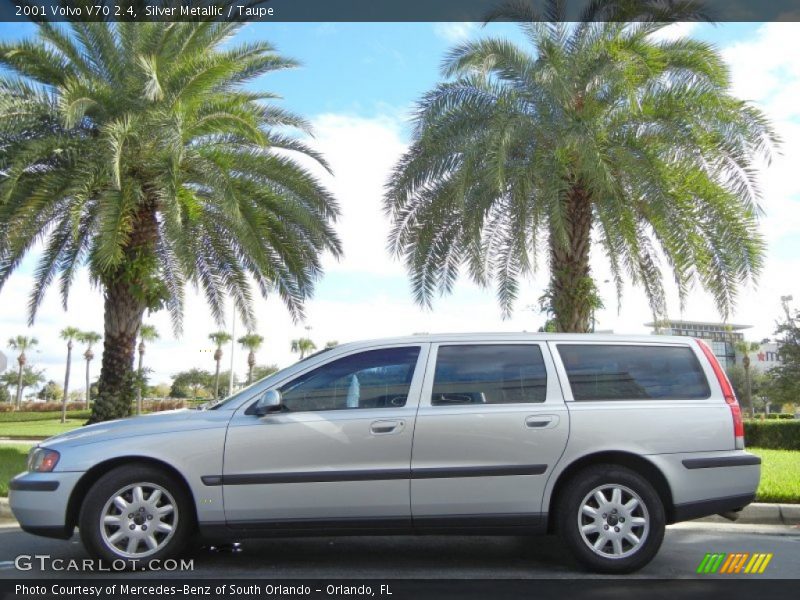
746;341;782;373
645;320;751;370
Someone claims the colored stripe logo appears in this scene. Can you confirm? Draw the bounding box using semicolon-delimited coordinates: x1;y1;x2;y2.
696;552;773;574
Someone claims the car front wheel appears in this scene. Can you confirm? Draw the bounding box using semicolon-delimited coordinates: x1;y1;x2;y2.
79;464;193;566
558;464;665;573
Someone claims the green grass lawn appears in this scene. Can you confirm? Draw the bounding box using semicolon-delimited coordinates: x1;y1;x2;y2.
750;448;800;504
0;444;33;497
0;419;83;439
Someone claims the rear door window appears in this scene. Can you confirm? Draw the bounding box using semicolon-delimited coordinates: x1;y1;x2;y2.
431;344;547;405
557;344;710;401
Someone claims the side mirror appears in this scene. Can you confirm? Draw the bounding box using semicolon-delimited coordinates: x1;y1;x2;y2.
253;389;283;416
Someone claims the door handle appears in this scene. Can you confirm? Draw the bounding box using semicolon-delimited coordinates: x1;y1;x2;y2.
525;415;559;429
370;420;404;435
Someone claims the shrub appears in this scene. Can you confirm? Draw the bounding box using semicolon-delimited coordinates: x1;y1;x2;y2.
20;402;59;412
747;413;795;420
18;401;84;412
744;420;800;451
0;404;14;413
140;399;187;412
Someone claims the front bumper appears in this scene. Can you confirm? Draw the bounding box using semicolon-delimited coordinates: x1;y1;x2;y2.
8;471;83;538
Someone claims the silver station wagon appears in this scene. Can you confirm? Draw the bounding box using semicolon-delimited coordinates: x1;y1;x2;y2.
9;333;760;573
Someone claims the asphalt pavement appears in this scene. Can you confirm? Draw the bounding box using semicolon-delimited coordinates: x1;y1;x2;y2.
0;521;797;579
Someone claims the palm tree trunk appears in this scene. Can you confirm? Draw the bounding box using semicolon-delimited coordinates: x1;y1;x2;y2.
549;184;593;333
89;279;147;423
213;354;221;399
89;203;156;424
61;342;72;424
15;361;24;409
247;351;255;385
136;346;144;415
84;357;91;408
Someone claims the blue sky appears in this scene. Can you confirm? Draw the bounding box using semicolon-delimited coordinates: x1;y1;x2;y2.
1;21;799;391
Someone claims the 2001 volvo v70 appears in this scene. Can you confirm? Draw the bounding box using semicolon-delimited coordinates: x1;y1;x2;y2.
9;333;760;573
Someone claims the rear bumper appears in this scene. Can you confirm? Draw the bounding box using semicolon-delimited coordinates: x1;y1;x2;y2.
647;450;760;523
673;493;756;522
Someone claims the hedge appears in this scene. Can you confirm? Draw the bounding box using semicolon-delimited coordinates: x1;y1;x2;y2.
0;410;91;422
744;420;800;451
0;401;87;413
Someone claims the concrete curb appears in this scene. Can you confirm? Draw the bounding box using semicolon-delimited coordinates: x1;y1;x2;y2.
698;502;800;526
1;497;797;526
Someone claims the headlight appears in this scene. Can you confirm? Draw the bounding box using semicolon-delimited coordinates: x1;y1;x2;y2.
27;447;60;473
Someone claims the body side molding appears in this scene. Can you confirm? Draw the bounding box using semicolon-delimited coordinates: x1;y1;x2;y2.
201;464;549;486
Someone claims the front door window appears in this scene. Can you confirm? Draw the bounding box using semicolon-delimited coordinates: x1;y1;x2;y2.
280;346;421;411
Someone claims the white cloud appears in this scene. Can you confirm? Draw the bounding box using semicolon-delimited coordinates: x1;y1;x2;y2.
648;21;699;41
433;23;478;43
722;23;800;120
305;113;409;276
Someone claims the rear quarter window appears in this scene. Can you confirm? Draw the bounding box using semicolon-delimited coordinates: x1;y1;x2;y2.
557;344;710;401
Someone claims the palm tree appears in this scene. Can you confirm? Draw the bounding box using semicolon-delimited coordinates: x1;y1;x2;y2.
77;331;101;408
238;333;264;385
135;324;159;414
385;3;777;331
7;336;38;408
736;340;761;417
0;17;342;423
291;337;317;360
208;331;232;399
0;365;45;405
59;326;81;423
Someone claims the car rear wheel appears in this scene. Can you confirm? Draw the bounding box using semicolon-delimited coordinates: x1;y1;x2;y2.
79;464;193;566
558;464;665;573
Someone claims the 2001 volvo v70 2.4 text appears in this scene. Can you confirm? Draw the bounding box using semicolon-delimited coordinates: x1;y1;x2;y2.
9;333;760;573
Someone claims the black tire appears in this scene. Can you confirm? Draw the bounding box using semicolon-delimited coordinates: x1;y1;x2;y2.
557;464;665;574
79;464;194;567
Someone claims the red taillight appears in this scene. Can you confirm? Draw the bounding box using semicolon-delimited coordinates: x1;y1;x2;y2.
696;339;745;449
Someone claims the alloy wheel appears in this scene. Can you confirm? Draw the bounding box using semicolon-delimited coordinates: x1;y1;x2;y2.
577;483;649;559
99;482;178;559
